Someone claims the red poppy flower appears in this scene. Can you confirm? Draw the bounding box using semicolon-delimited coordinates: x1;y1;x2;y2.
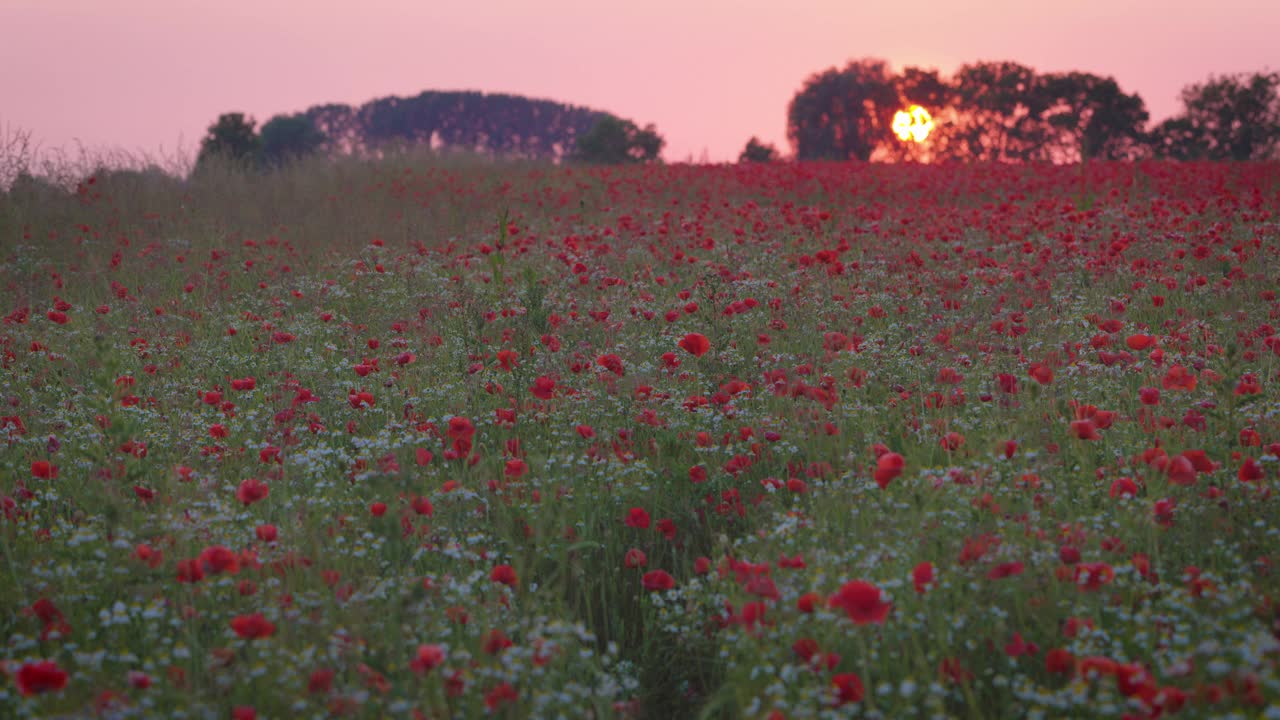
1161;365;1197;391
792;637;820;662
15;660;68;696
1166;456;1196;486
796;591;822;613
831;672;865;705
484;682;518;711
656;518;677;540
874;452;904;489
624;548;647;569
1239;457;1264;482
1070;419;1101;440
199;545;240;575
988;562;1025;579
996;373;1019;394
1109;477;1139;498
678;333;711;357
490;564;518;587
1028;363;1053;385
31;460;58;479
1074;562;1115;591
308;668;335;694
236;478;269;506
483;629;513;655
1045;648;1075;675
230;612;276;639
829;580;891;625
596;353;625;376
1126;334;1155;350
411;496;434;516
447;416;475;439
912;562;935;594
176;558;204;583
496;349;519;371
531;375;557;399
1235;373;1262;395
624;506;651;529
411;644;446;673
642;569;676;591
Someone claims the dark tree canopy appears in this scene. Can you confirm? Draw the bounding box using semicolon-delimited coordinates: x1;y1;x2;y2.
289;91;616;161
787;59;899;161
1038;72;1150;161
196;91;661;175
573;115;665;164
945;61;1051;162
785;59;1158;163
195;113;261;170
739;136;780;163
1152;72;1280;160
260;114;325;167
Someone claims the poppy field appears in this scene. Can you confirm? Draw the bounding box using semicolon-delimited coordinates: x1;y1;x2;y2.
2;158;1280;718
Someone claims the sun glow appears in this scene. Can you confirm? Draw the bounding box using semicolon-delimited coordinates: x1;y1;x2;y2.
892;105;934;143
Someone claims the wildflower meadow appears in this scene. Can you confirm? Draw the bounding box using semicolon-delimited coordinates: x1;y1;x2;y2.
2;156;1279;718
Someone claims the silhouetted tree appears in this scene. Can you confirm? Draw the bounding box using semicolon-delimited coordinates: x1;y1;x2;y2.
304;103;362;154
1149;117;1207;160
787;59;898;160
195;113;261;170
350;91;607;160
877;66;958;161
574;115;664;164
1039;72;1149;161
945;61;1052;162
260;114;324;166
1153;71;1280;160
739;137;780;163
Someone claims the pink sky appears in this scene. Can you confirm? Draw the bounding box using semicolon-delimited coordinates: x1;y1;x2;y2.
4;0;1278;164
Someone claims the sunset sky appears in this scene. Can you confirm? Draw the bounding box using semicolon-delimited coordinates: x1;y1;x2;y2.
4;0;1278;164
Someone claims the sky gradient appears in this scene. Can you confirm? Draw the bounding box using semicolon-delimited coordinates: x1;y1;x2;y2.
4;0;1279;164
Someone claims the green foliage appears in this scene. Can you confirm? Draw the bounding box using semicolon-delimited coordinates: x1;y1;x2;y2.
573;115;665;164
260;113;324;167
195;113;262;172
1152;71;1280;160
738;136;779;163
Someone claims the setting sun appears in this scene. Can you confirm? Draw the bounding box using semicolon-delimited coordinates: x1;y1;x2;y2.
892;105;934;143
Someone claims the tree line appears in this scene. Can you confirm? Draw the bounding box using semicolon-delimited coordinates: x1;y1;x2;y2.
195;90;663;172
185;62;1280;173
773;60;1280;163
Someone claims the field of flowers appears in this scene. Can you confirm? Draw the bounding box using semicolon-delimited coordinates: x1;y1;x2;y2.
2;157;1279;719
